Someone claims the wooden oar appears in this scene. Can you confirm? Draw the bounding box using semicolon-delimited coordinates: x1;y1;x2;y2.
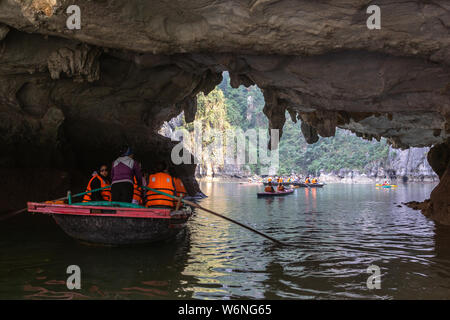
0;208;28;222
0;186;110;222
0;195;68;222
143;186;290;246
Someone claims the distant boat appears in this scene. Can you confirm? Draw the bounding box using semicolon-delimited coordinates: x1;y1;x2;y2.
257;189;295;197
302;183;325;188
27;201;192;245
262;181;325;188
375;184;398;188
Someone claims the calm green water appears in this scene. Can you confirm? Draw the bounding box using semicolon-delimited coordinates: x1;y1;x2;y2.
1;182;450;299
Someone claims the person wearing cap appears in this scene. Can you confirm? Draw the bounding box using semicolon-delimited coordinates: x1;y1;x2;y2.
111;146;143;203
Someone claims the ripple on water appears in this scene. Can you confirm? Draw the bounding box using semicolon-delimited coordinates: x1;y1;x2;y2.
1;183;449;299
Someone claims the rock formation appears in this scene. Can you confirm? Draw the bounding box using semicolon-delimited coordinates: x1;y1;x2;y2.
319;146;438;184
0;1;448;222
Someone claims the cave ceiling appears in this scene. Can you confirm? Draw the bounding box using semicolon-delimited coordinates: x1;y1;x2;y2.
0;0;449;169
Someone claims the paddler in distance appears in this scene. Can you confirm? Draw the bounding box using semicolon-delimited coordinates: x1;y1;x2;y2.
264;181;275;193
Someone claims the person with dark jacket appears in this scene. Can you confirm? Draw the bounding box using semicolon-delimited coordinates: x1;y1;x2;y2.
111;147;143;203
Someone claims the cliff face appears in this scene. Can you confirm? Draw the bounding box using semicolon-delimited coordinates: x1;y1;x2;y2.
0;1;449;223
387;147;437;182
319;146;438;183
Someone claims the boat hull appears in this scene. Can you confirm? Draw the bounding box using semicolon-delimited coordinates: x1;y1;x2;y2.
303;183;325;188
53;214;187;245
262;182;324;188
257;189;294;197
27;202;191;245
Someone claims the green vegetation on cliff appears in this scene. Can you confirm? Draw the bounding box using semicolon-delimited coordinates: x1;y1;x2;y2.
183;72;390;175
218;72;389;175
278;120;389;175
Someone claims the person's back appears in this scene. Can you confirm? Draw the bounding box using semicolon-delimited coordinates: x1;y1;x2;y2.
111;147;142;203
277;184;285;191
264;185;275;192
146;171;176;208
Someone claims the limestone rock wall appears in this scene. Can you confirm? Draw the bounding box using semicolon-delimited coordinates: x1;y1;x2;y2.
0;1;449;222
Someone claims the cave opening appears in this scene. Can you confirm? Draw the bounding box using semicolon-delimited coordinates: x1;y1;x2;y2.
0;6;448;225
1;0;450;301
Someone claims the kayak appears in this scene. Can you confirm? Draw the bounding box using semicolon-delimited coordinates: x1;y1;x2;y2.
257;189;295;197
302;183;325;188
263;182;324;187
375;184;398;188
27;201;192;245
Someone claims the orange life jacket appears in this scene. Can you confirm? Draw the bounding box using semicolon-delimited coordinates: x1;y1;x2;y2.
145;172;176;208
82;174;111;202
305;178;310;183
312;178;317;184
268;178;272;182
277;185;285;191
264;186;274;192
174;177;187;198
133;176;143;205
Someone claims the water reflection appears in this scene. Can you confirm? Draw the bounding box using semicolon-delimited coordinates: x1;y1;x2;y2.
0;214;194;299
1;182;449;299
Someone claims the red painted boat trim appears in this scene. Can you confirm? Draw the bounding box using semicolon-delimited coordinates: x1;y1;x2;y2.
27;202;183;219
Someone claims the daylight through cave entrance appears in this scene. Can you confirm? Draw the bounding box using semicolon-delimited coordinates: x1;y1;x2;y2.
158;72;438;185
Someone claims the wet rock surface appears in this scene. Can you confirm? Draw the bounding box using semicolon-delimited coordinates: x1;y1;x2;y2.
0;1;449;221
420;140;450;225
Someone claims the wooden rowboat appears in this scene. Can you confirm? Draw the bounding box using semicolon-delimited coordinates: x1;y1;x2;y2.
257;189;295;197
27;201;192;245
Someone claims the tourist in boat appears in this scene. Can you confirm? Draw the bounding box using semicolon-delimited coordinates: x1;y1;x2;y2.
305;177;311;184
145;163;177;208
132;176;144;206
277;183;285;192
174;177;188;198
168;166;188;199
311;177;318;184
264;181;275;193
82;165;111;202
111;146;143;203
